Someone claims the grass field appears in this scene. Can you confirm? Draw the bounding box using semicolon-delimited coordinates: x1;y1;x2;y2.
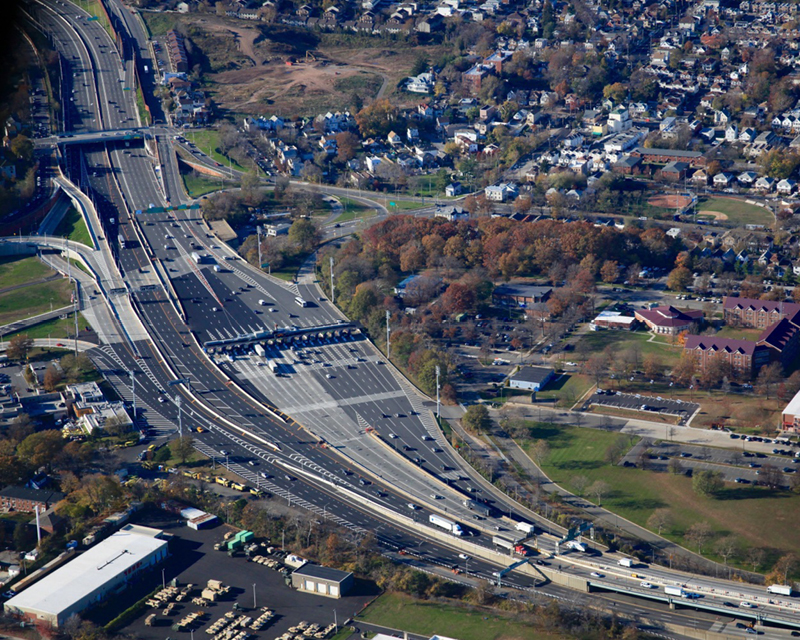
268;252;310;282
182;171;229;199
715;326;763;340
386;199;426;212
5;314;82;341
186;130;247;172
54;207;93;247
331;71;382;98
356;592;563;640
335;197;377;223
0;256;53;289
140;11;173;37
696;197;773;226
578;329;684;367
533;372;594;407
519;421;800;572
0;279;74;327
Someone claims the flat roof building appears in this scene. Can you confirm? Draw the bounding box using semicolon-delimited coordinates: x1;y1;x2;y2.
290;564;353;599
508;366;555;392
4;525;168;628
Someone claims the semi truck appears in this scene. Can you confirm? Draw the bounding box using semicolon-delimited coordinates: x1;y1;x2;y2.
254;344;266;357
665;586;685;597
267;359;279;373
429;514;464;536
492;535;528;556
515;521;536;535
767;584;793;596
564;540;586;552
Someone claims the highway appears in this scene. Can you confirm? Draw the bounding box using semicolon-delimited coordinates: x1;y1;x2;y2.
20;1;800;635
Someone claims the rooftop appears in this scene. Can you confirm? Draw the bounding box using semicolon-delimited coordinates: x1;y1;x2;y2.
4;526;166;619
510;366;554;384
684;335;758;355
291;563;352;583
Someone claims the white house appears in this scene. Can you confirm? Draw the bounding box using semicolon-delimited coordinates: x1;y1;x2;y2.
508;366;555;392
485;183;517;202
778;178;797;194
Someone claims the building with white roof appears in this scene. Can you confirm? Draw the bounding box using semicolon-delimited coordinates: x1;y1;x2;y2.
4;525;168;627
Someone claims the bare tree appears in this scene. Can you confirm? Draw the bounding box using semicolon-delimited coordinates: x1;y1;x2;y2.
774;553;798;584
529;440;550;468
685;521;714;555
588;480;611;506
714;536;740;573
747;547;766;573
647;508;673;536
571;475;589;497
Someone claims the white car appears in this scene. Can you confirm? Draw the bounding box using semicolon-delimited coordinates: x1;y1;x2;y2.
458;553;470;560
640;581;654;589
590;572;604;578
740;602;756;608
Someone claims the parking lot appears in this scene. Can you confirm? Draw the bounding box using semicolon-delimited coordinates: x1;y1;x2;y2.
587;390;699;424
116;510;375;639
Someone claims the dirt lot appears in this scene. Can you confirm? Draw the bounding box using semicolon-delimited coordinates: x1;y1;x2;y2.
107;509;376;639
647;194;692;209
148;14;445;117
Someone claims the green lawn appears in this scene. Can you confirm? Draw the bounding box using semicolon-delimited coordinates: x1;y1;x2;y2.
269;252;309;282
532;372;594;407
386;199;426;212
0;256;53;289
186;130;247;172
696;196;773;226
0;279;74;326
5;314;84;341
578;329;683;367
182;171;229;199
335;197;377;223
54;207;93;247
140;11;173;37
519;421;800;573
715;326;763;340
356;592;564;640
135;84;150;126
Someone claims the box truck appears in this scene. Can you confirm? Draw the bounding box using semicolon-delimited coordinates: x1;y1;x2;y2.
665;586;685;597
492;535;528;556
515;521;536;535
618;558;634;568
767;584;793;596
429;514;463;536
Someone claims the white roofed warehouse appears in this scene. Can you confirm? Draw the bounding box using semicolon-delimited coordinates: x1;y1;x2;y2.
4;525;169;628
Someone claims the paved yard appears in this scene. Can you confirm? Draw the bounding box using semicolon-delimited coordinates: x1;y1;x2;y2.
586;390;699;424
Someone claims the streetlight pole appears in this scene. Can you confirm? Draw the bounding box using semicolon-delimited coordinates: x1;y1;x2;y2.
129;369;136;423
162;567;165;589
253;583;257;609
174;395;182;437
257;225;262;270
330;256;335;304
386;310;391;359
333;609;337;632
435;365;441;419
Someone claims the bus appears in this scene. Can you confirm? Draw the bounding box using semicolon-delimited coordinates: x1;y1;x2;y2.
295;296;308;307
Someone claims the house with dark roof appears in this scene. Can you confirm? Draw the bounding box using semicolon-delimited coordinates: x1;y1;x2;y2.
0;487;65;514
493;283;552;307
508;366;555;392
634;306;703;336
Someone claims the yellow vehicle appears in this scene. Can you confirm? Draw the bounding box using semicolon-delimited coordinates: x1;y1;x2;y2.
250;488;265;498
196;426;205;433
231;482;246;491
182;470;194;479
147;444;157;452
215;476;231;487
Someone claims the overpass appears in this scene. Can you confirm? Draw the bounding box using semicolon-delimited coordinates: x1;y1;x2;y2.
37;127;146;147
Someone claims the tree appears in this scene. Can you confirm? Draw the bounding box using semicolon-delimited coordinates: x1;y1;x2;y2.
440;282;477;315
17;431;64;472
773;553;797;584
600;260;620;283
355;99;400;138
692;470;724;498
571;474;589;496
759;464;783;490
43;365;63;392
667;458;683;475
462;404;491;434
171;435;195;465
643;354;664;380
647;508;672;535
603;81;627;104
666;266;692;291
529;440;550;468
747;547;766;573
685;521;714;554
6;335;33;361
288;218;321;253
714;536;740;569
587;480;611;505
756;362;783;399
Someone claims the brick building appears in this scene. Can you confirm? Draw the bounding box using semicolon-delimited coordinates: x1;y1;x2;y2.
683;336;769;377
635;305;703;336
723;297;800;329
0;487;65;514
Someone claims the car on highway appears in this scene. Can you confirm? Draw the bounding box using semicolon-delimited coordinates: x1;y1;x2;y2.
640;581;654;589
740;602;757;608
259;472;271;479
388;433;398;439
407;503;419;510
158;396;166;403
590;572;604;578
284;474;294;481
219;449;229;456
458;553;470;560
430;494;443;500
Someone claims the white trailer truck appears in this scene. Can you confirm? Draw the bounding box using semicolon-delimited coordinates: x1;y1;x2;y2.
767;584;793;596
618;558;634;568
515;521;536;535
429;514;463;536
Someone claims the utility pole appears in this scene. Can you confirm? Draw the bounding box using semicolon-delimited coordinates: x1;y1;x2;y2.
435;365;441;418
253;583;257;609
174;395;182;437
257;225;262;270
329;256;335;304
129;369;136;422
386;310;391;359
